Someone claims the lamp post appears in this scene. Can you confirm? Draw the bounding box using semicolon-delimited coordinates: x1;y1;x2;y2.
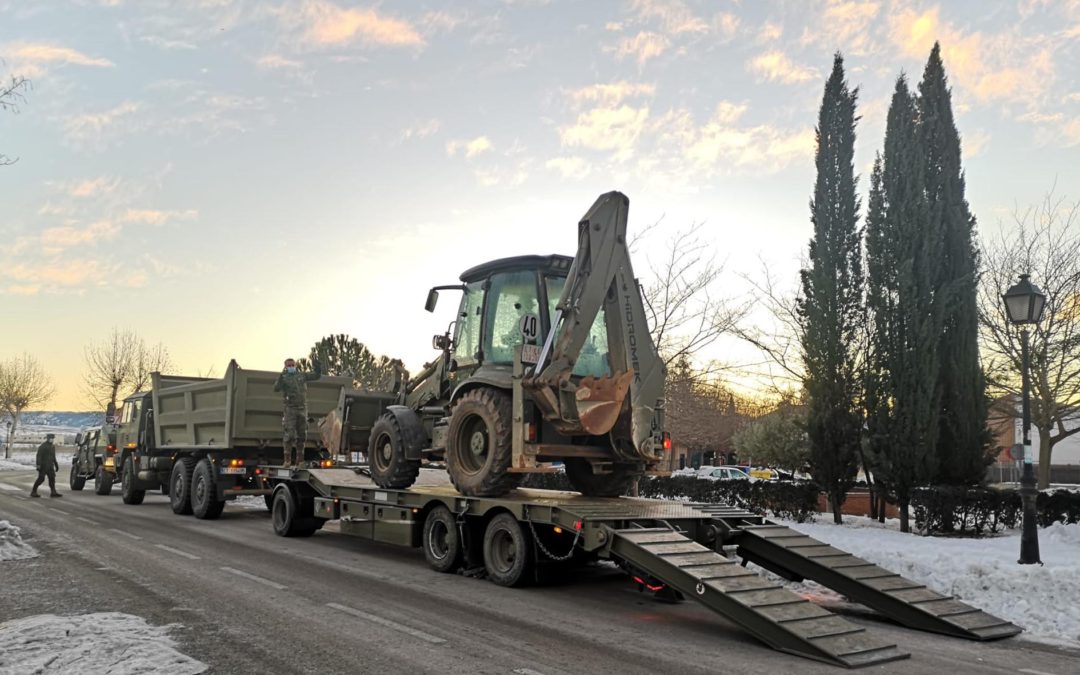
4;421;10;460
1002;273;1047;565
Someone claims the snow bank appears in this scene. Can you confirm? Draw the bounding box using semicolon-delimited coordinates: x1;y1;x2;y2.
0;613;206;674
0;521;38;561
783;516;1080;648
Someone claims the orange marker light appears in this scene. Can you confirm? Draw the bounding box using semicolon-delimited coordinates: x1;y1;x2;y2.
553;526;563;535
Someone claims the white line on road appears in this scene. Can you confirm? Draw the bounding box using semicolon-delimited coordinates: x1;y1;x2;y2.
220;566;287;590
48;507;70;515
0;482;20;491
514;669;548;675
327;602;446;645
75;516;99;525
109;528;143;541
154;544;200;560
1020;669;1058;675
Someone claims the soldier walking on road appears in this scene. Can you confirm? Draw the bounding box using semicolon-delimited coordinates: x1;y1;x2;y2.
30;433;62;498
273;358;322;467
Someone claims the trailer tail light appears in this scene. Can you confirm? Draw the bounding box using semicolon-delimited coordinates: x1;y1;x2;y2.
254;468;262;475
662;432;672;452
228;459;244;467
126;442;136;449
106;444;116;452
526;423;536;442
319;459;334;468
574;520;583;531
633;576;667;593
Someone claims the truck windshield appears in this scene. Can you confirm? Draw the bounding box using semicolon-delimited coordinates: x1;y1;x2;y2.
544;276;612;378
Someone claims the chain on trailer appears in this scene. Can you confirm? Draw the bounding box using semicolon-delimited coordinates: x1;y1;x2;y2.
524;508;581;562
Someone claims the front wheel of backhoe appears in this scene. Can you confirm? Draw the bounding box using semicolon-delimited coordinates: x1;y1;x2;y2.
564;458;640;497
368;413;421;489
446;388;519;497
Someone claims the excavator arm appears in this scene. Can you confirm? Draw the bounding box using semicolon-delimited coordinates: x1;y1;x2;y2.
526;191;666;462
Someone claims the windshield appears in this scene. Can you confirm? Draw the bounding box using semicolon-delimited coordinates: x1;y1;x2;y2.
544;276;612;378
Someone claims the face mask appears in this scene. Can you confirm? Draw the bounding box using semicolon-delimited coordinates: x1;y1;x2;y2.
287;366;297;373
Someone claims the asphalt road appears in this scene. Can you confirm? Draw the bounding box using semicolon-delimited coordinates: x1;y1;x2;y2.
1;470;1078;675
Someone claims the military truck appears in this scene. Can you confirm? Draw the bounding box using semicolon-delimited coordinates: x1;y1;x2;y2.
111;362;349;518
325;191;669;498
69;426;119;495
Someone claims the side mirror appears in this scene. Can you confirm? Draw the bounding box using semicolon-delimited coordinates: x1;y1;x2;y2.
424;288;439;313
432;334;452;351
74;433;83;445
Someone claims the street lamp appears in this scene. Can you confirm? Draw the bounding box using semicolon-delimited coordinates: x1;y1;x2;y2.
1002;273;1047;565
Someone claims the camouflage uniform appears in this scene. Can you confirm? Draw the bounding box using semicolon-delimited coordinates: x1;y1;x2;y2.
31;435;61;498
273;362;322;466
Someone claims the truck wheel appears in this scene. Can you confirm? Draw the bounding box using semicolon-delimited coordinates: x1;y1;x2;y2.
368;413;422;489
271;486;317;537
564;458;639;497
264;494;274;511
446;389;520;497
94;465;113;496
170;457;195;515
191;458;226;520
423;505;462;573
69;463;86;491
121;457;146;505
482;512;533;587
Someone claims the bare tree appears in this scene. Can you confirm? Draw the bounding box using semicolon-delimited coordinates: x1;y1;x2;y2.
1;73;30;166
130;341;174;395
0;353;55;459
83;328;172;415
979;190;1080;488
735;260;808;395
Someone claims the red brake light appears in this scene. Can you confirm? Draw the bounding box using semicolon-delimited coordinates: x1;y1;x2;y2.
633;576;667;593
662;432;672;451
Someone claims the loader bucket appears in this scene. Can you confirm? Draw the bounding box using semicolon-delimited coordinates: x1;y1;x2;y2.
574;370;634;435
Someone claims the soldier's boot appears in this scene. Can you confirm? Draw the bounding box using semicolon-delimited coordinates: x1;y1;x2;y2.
50;490;62;498
29;490;40;498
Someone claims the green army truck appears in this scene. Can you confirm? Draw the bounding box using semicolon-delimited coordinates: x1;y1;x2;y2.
111;361;350;518
69;426;118;495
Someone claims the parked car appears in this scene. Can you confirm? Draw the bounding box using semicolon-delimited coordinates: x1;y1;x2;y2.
748;467;780;482
697;466;750;481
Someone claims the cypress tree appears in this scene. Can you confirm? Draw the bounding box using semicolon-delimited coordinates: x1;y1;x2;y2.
798;54;863;525
917;43;992;485
865;76;942;533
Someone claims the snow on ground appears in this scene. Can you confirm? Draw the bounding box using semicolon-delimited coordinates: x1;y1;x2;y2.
776;515;1080;649
0;521;38;562
230;495;268;510
0;613;206;674
0;452;73;472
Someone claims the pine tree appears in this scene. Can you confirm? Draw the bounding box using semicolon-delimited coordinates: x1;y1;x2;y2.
798;53;864;524
918;42;992;485
865;76;943;532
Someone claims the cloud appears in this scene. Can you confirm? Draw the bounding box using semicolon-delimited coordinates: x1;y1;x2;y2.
803;1;880;54
2;41;113;77
756;21;783;43
714;12;740;41
565;81;656;107
256;54;303;70
296;0;424;48
546;156;591;179
747;50;818;84
401;119;441;141
963;130;991;158
40;220;120;250
69;176;119;198
121;209;198;225
629;0;708;35
608;31;670;65
446;136;493;158
559;105;650;158
62;101;141;148
2;259;110;294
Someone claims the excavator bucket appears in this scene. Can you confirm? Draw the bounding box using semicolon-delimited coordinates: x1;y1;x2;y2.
574;370;634;435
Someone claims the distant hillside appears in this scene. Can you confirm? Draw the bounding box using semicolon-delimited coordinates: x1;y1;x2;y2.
14;411;104;430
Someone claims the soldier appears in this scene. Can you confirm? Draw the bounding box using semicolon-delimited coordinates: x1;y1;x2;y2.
30;433;62;498
273;357;322;467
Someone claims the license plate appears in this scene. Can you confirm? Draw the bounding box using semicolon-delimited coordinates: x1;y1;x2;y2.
220;467;246;475
521;344;541;364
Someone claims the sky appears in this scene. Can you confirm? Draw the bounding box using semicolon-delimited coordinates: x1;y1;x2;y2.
1;0;1078;411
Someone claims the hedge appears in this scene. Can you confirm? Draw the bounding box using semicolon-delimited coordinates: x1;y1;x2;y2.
912;486;1080;536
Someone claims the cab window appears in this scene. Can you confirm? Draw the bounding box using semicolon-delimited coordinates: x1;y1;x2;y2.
453;282;484;367
544;276;612;378
121;400;140;425
484;271;540;365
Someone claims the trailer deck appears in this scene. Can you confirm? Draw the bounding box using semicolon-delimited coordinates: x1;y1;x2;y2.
266;466;1020;669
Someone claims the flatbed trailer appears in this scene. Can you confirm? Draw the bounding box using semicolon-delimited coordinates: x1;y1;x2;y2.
264;466;1021;669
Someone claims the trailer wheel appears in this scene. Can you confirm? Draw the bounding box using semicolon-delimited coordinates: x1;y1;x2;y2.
423;505;462;573
368;413;421;489
191;458;226;520
121;457;146;505
69;462;86;491
564;458;639;498
170;457;195;515
446;388;520;498
271;486;318;537
94;464;113;496
483;512;533;587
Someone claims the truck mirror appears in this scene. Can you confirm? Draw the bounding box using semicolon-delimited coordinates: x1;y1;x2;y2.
424;288;439;312
74;432;83;445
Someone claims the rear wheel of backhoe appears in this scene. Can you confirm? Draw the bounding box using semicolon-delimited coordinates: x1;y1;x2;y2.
564;458;640;497
446;388;519;497
368;413;421;489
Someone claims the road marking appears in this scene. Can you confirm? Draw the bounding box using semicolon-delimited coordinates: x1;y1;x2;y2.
1020;670;1058;675
154;544;200;560
327;602;446;644
49;507;70;515
514;669;548;675
220;566;287;590
109;528;143;541
75;516;99;525
0;482;20;491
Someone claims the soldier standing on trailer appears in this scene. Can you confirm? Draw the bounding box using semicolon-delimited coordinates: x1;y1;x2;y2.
273;357;322;467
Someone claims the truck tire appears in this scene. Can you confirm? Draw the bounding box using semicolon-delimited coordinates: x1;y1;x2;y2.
271;486;318;537
482;512;533;587
368;413;421;489
446;388;520;498
264;494;274;511
69;462;86;491
121;457;146;505
170;457;195;515
94;465;113;496
564;458;639;498
191;458;226;520
422;505;462;573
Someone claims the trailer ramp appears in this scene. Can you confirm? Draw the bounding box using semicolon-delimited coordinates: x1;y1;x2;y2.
607;527;909;668
729;522;1021;641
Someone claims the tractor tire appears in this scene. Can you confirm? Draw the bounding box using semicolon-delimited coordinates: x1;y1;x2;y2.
191;458;225;520
564;458;639;497
271;486;317;538
121;457;146;505
69;463;86;491
446;388;520;497
94;465;113;496
368;413;421;489
482;512;533;587
170;457;195;515
422;505;462;573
